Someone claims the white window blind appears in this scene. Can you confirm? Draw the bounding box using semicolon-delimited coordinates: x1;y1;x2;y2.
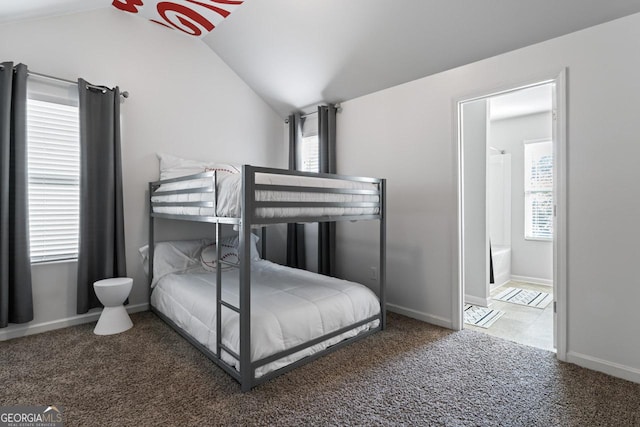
300;135;319;172
524;140;553;240
299;114;319;173
27;92;80;263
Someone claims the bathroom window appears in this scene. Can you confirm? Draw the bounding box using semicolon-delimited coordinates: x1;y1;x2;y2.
524;140;553;240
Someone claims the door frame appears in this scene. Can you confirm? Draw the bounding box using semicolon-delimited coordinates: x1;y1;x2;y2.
452;69;567;361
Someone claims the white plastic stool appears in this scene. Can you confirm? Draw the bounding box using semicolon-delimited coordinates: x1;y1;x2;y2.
93;277;133;335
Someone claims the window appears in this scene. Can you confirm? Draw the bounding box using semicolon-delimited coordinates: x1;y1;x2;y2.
27;78;80;263
299;113;319;173
524;139;553;240
300;135;319;172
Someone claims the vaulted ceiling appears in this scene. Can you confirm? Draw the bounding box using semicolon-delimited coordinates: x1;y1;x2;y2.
3;1;640;117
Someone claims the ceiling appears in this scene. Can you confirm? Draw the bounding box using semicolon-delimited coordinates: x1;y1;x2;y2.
0;0;104;23
489;84;553;121
3;1;640;117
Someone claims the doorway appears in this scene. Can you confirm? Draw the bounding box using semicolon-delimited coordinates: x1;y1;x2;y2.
454;71;567;359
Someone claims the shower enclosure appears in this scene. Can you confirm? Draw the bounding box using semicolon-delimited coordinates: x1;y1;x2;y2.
488;149;511;289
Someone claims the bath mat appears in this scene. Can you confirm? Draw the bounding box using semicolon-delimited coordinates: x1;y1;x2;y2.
464;304;505;328
493;287;552;309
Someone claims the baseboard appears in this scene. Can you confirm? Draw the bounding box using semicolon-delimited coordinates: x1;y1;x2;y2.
387;303;452;329
464;294;490;307
490;279;511;291
0;303;149;342
511;275;553;287
567;351;640;384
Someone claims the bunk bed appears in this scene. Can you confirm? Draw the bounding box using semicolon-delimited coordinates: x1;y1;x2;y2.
148;165;386;391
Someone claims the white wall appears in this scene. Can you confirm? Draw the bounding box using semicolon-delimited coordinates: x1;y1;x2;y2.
336;13;640;382
462;100;490;306
487;153;511;249
489;112;553;283
0;9;284;339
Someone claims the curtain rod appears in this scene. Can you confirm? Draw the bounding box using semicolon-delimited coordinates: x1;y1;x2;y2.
0;64;129;98
284;104;342;123
30;71;129;98
302;104;341;117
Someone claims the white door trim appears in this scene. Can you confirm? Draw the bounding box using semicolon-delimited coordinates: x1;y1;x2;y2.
451;69;568;361
552;68;568;361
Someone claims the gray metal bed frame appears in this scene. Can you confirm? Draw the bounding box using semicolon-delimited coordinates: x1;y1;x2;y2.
148;165;386;391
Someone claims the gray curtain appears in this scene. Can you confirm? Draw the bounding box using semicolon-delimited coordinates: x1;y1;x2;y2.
286;113;306;269
76;79;126;314
0;62;33;328
317;105;337;276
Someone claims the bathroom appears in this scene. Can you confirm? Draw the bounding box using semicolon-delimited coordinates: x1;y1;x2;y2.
464;83;555;350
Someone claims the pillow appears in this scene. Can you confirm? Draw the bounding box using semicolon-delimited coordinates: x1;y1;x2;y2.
139;244;150;276
157;153;240;180
149;239;211;286
200;234;261;272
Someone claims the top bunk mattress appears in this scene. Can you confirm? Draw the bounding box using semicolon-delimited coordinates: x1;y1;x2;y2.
151;170;380;219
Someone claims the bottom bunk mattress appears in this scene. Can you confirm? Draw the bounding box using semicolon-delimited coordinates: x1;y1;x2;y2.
150;259;381;378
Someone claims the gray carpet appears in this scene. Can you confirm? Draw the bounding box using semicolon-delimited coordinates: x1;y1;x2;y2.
1;312;639;426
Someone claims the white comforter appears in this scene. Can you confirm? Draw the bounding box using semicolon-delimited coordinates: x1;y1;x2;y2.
152;172;379;218
150;260;380;378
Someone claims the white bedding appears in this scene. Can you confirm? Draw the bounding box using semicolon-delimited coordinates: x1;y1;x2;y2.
150;259;380;378
152;172;379;218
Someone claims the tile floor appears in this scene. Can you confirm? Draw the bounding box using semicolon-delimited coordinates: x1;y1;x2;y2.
465;281;555;351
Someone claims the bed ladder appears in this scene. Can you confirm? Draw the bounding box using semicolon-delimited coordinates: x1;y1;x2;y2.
214;222;241;363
